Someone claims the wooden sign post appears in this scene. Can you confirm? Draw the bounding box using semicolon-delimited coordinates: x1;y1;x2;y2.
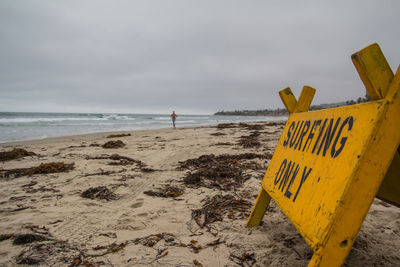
247;43;400;266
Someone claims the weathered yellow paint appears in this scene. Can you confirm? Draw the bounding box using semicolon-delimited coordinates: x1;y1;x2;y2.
310;65;400;266
351;43;394;100
247;86;315;228
294;86;316;113
246;188;271;227
352;43;400;207
279;87;297;114
247;44;400;266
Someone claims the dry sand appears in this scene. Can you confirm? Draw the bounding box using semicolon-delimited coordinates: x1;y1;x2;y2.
0;122;399;266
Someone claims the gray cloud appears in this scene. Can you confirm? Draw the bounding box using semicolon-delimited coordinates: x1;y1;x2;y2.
1;0;399;114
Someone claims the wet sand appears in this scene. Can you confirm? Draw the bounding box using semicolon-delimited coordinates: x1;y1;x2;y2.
0;122;399;266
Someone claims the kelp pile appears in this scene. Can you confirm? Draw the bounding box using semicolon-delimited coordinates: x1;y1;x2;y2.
237;132;261;148
178;153;270;190
81;186;118;201
0;148;36;161
102;140;126;149
192;194;251;228
1;162;74;179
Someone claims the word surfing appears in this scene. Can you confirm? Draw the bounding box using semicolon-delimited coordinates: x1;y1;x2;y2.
282;116;354;158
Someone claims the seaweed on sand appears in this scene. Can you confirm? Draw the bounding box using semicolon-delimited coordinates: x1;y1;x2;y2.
144;185;184;198
81;186;118;201
177;153;270;190
192;194;251;228
178;153;270;170
265;121;286;127
0;148;36;162
229;252;257;267
183;160;248;190
106;133;131;138
239;123;264;130
102;140;126;149
13;234;49;245
132;233;177;247
87;154;155;172
178;153;271;190
1;162;74;179
216;123;237;129
237;132;261;148
210;132;227;136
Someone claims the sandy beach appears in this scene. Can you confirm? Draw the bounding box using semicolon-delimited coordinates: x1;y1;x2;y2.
1;122;399;266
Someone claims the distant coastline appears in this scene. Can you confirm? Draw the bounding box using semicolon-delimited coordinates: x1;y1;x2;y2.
215;96;370;116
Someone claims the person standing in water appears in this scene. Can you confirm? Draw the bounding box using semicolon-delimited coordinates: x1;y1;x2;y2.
171;111;177;129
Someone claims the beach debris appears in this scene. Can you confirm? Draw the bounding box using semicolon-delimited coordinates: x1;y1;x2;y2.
143;185;184;198
141;167;156;172
102;140;126;149
214;142;232;146
178;153;270;190
25;162;74;175
265;121;286;127
210;132;227;136
89;143;100;147
0;206;31;213
86;154;155;172
191;194;251;228
70;255;103;267
237;132;261;148
16;239;81;266
13;234;49;245
16;254;41;265
24;185;60;194
183;160;247;190
0;148;36;162
49;220;63;225
229;252;257;267
81;186;118;201
178;153;270;170
153;249;168;262
93;241;128;253
26;225;52;236
106;133;131;138
80;168;126;177
21;181;38;188
0;234;13;241
239;123;264;130
1;162;74;179
206;238;225;248
193;259;204;267
132;233;177;247
188;240;203;253
217;123;237;129
116;174;135;181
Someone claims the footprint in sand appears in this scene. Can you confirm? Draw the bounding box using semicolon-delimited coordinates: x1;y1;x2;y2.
131;198;144;208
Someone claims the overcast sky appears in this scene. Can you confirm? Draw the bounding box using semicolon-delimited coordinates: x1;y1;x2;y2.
0;1;399;115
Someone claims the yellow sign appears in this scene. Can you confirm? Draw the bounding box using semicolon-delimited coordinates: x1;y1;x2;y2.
247;43;400;266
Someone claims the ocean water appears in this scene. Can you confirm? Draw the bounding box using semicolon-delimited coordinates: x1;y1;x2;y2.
0;112;287;143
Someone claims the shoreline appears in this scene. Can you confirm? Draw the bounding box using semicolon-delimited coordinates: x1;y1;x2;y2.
0;125;213;147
